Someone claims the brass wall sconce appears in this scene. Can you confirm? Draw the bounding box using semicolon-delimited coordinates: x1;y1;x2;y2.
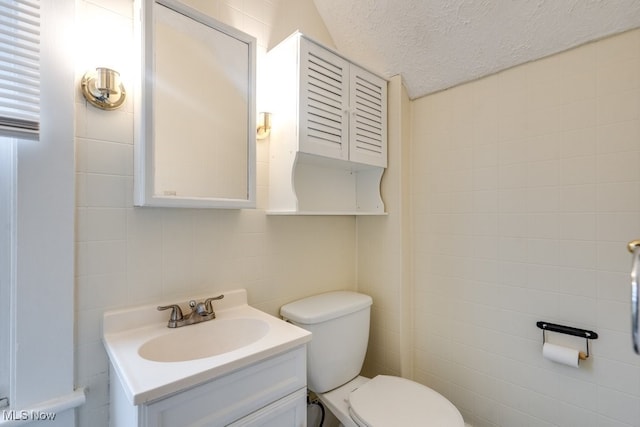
256;112;271;140
81;67;126;110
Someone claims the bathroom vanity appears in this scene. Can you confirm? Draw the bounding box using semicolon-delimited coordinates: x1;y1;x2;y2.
103;289;311;427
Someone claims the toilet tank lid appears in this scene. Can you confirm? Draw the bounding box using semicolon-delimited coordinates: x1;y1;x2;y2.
280;291;372;324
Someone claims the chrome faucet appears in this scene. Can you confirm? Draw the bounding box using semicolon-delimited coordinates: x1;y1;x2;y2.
157;294;224;328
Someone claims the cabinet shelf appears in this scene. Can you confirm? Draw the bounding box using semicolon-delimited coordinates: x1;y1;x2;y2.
268;152;386;215
267;211;389;216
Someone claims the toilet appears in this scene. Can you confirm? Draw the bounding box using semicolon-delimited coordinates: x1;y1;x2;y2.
280;291;464;427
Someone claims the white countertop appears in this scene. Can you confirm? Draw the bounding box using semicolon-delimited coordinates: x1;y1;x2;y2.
103;289;311;405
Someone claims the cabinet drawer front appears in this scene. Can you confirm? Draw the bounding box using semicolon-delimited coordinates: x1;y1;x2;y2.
227;388;306;427
142;346;306;427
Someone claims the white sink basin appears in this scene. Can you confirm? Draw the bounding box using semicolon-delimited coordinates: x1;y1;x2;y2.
138;317;270;362
103;289;311;405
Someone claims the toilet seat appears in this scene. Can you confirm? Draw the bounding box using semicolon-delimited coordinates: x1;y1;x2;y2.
348;375;464;427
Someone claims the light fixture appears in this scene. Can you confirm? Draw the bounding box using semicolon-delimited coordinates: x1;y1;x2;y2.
81;67;126;110
256;112;271;140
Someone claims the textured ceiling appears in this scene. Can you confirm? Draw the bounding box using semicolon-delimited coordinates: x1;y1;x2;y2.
313;0;640;99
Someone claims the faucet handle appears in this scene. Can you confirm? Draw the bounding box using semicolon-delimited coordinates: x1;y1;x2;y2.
157;304;184;321
204;294;224;314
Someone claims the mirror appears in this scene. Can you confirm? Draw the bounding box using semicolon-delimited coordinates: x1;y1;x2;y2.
134;0;256;208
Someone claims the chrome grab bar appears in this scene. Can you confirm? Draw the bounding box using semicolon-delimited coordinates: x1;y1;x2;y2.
628;240;640;354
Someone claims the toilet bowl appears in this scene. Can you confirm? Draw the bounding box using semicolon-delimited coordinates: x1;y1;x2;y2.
281;291;464;427
319;375;464;427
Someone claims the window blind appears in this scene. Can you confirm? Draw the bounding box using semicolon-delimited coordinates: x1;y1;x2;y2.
0;0;39;139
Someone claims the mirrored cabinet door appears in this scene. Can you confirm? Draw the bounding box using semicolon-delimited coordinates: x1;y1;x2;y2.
134;0;256;208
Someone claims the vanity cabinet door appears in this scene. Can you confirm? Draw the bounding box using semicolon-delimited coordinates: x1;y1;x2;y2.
299;37;350;162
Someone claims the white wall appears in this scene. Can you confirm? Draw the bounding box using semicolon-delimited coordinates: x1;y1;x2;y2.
8;0;77;425
74;1;354;425
411;29;640;427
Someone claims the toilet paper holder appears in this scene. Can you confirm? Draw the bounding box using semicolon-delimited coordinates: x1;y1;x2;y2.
536;321;598;359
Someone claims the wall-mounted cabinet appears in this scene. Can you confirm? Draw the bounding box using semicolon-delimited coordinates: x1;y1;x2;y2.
134;0;256;209
267;32;387;215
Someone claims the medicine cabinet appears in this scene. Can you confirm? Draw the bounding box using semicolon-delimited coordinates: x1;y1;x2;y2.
267;32;387;215
134;0;256;208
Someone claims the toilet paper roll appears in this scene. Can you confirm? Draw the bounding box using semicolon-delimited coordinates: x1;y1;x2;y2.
542;343;580;368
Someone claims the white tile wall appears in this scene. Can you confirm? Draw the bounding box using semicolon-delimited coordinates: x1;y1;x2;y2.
411;29;640;427
74;1;348;425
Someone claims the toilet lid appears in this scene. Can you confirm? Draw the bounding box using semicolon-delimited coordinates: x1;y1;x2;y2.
348;375;464;427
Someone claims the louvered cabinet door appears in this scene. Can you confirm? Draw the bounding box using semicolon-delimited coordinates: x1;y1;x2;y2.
298;38;350;161
349;65;387;167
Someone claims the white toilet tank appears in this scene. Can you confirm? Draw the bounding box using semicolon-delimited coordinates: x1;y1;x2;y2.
280;291;373;393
